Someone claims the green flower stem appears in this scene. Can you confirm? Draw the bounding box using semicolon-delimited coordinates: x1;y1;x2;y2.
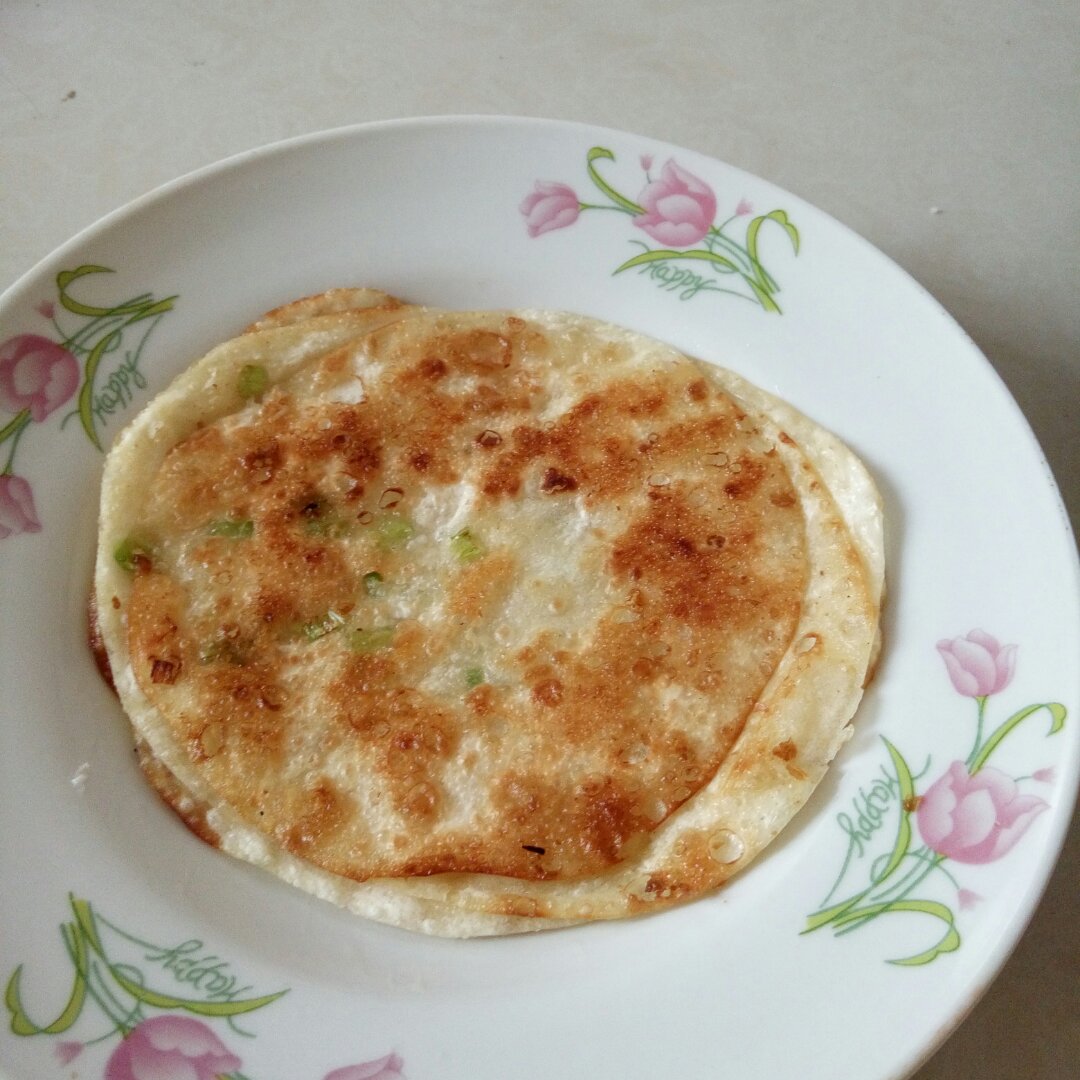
966;695;988;768
0;410;31;473
586;147;643;214
835;852;947;938
59;309;134;354
705;228;758;279
62;920;136;1036
970;702;1067;774
577;202;634;213
86;959;140;1036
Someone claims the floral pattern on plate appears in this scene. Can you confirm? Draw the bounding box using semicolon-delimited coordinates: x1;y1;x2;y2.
4;896;403;1079
521;146;799;309
805;630;1067;964
0;265;176;538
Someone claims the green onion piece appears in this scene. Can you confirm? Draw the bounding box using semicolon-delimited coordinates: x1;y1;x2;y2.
450;528;484;562
304;516;350;539
237;363;268;399
347;626;395;653
199;638;246;665
375;512;414;551
299;610;346;642
363;571;385;596
207;518;254;539
113;536;152;571
465;666;485;688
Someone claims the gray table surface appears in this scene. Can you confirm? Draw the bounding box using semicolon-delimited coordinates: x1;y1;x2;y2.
2;2;1077;1077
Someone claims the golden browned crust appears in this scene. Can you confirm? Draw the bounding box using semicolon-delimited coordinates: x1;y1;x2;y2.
122;311;808;885
97;294;884;934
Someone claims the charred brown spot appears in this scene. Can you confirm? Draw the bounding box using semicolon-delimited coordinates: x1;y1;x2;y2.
476;428;502;449
686;378;708;402
418;356;448;380
631;656;660;681
241;442;282;482
723;457;767;499
409;450;432;472
772;739;798;761
522;844;546;854
150;656;181;684
532;678;564;706
284;781;350;854
540;467;578;493
578;779;638;863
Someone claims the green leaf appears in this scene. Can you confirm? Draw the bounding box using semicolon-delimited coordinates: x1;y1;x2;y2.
745;278;781;313
874;738;915;883
465;666;485;688
111;968;288;1017
746;210;800;261
4;937;88;1036
825;898;961;966
970;702;1068;774
613;247;739;276
363;571;385;596
803;895;863;933
56;266;117;316
743;210;799;307
886;901;962;966
804;737;917;935
71;897;288;1018
586;147;642;214
76;326;123;450
121;297;177;325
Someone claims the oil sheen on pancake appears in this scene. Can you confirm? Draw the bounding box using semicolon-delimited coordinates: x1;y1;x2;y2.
95;291;883;935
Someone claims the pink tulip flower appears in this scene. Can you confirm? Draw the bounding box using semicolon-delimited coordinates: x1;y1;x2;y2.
104;1016;241;1080
325;1052;406;1080
0;334;80;422
520;181;581;237
0;474;41;537
917;761;1048;864
937;630;1017;697
634;160;717;247
735;198;753;216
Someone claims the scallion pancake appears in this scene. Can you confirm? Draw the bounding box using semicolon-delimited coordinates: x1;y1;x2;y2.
95;292;883;935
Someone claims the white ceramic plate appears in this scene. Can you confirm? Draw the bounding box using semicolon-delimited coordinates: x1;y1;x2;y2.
1;117;1076;1080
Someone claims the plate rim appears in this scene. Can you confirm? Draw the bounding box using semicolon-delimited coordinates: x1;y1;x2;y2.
1;113;1078;1080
